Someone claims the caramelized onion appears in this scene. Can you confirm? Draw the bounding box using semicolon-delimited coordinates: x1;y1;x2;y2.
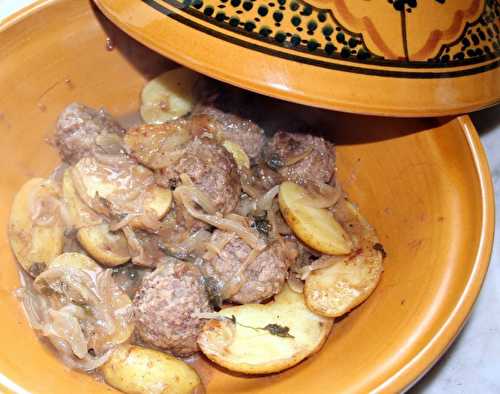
287;274;304;293
283;146;313;166
19;266;133;371
175;186;265;251
256;185;280;212
299;255;344;280
299;181;342;209
221;247;260;299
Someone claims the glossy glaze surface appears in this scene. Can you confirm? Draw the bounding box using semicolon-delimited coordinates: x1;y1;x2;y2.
0;1;494;393
94;0;499;116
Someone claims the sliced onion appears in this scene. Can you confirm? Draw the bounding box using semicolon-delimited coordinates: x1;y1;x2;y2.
287;274;304;293
49;308;88;359
95;133;125;155
122;225;146;265
221;247;260;299
256;185;280;212
240;170;260;199
174;229;212;256
35;267;100;305
109;213;141;231
299;181;342;209
283;146;313;166
175;186;265;251
299;255;344;280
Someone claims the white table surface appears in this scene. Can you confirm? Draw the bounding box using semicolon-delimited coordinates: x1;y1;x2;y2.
1;1;499;393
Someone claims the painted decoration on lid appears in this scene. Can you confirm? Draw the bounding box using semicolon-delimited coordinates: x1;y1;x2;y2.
142;0;499;77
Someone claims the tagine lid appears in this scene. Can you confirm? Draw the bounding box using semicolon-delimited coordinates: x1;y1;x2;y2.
94;0;499;117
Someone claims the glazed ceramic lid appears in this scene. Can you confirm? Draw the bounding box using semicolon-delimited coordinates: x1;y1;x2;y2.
94;0;499;116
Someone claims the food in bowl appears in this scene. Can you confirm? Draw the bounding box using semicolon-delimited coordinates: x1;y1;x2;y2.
8;68;385;393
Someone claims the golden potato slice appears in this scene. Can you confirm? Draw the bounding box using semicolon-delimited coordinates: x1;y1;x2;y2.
62;168;102;229
198;284;332;374
77;224;130;267
143;186;173;220
279;181;352;255
101;344;202;394
304;199;384;317
48;252;102;272
72;158;172;227
222;140;250;169
140;68;200;124
8;178;64;277
124;123;191;169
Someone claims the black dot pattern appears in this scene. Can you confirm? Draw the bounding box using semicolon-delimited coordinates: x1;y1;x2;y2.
430;0;500;63
174;0;498;63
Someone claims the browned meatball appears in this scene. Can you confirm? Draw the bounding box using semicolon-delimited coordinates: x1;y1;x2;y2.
205;230;292;304
264;131;336;185
54;103;124;164
133;260;212;357
194;105;265;159
158;136;240;213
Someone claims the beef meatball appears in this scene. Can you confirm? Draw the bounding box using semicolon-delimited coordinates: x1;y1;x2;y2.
204;230;292;304
54;103;124;164
264;131;336;185
158;136;241;213
194;105;265;159
133;260;212;357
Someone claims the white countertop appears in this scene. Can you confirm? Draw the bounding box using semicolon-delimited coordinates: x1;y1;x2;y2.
1;1;499;393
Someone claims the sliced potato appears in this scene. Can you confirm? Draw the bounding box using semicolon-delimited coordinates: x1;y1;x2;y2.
304;199;384;317
124;122;191;169
8;178;64;277
77;224;130;267
222;140;250;169
279;181;352;255
143;186;173;220
48;252;102;272
140;68;200;124
73;158;172;227
62;168;102;229
198;284;332;374
101;344;202;394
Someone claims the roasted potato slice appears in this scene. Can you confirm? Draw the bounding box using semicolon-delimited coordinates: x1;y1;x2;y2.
77;224;130;267
198;284;332;374
8;178;64;277
62;168;102;229
304;199;384;317
222;140;250;169
140;68;200;124
124;123;191;170
48;252;102;272
279;181;352;255
72;158;172;227
142;186;173;220
101;344;202;394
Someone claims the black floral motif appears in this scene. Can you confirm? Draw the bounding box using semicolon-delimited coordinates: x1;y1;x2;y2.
390;0;446;11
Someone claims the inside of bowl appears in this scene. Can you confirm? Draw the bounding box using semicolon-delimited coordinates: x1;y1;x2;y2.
0;1;490;393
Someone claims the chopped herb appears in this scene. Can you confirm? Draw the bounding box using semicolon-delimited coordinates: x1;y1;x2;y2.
252;216;271;237
373;243;387;258
262;324;294;338
266;153;284;170
203;276;223;310
228;315;294;338
159;244;196;262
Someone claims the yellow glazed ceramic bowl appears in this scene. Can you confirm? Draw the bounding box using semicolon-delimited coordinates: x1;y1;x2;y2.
93;0;500;116
0;1;494;393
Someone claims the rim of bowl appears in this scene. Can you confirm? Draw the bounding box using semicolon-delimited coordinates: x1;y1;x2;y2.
0;1;495;392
